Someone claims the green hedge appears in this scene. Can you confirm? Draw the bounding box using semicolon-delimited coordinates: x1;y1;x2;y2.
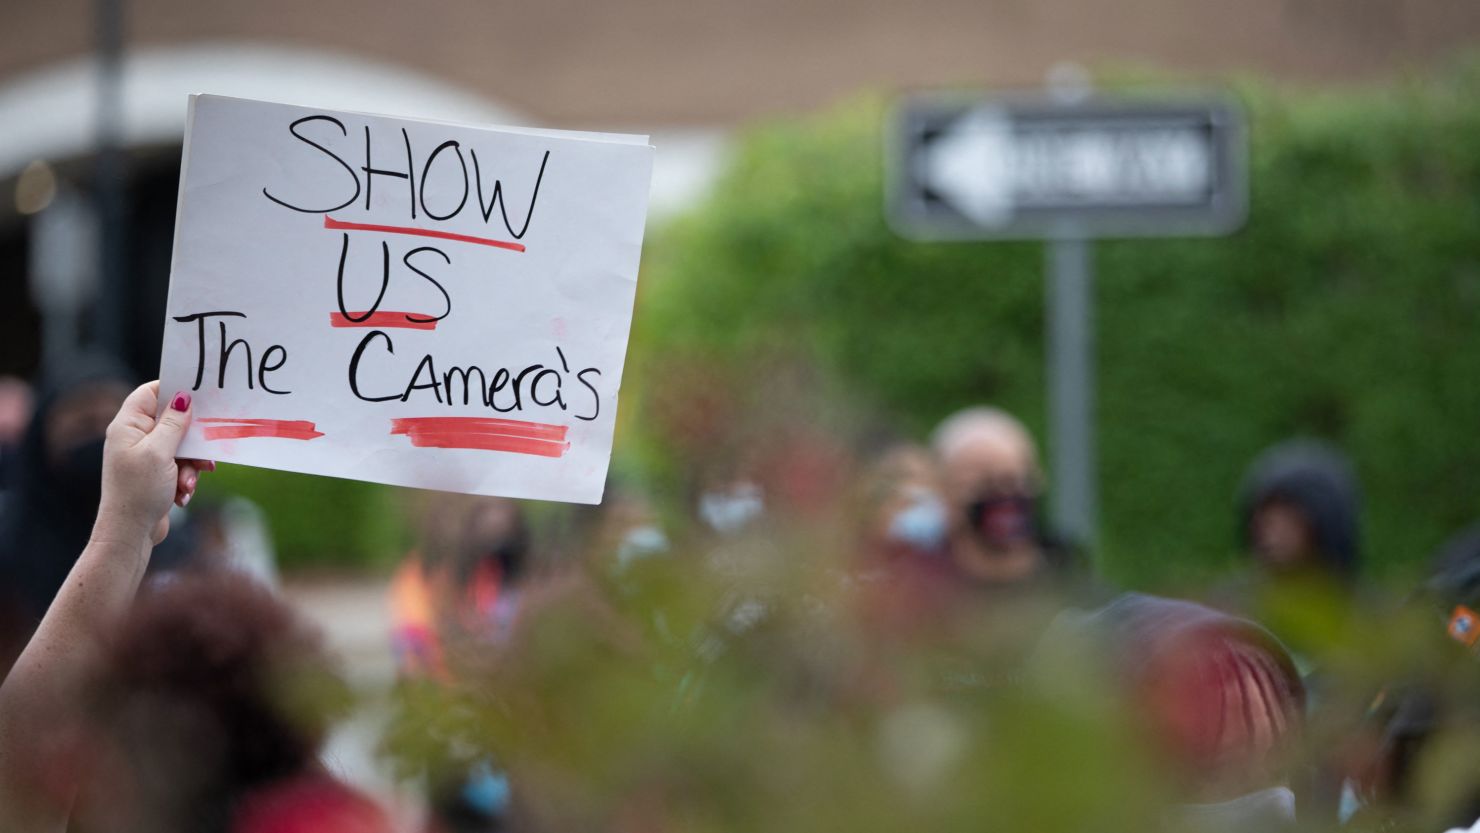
628;62;1480;588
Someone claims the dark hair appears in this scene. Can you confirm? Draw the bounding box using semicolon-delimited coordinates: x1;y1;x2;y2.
1237;440;1362;578
94;574;345;832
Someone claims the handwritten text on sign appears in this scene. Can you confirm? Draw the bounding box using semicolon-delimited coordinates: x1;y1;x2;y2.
159;95;654;503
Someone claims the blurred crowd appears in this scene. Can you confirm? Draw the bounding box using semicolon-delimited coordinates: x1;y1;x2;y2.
0;356;1478;833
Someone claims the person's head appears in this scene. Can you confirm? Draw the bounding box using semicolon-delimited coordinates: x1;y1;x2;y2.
1338;526;1480;830
1238;440;1360;580
931;407;1048;583
15;355;133;513
459;497;530;586
1083;594;1305;803
75;573;343;833
860;444;950;565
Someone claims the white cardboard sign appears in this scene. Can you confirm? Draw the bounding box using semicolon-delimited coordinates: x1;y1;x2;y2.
159;94;654;504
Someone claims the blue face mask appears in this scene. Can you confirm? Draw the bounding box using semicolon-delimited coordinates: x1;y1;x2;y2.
616;524;670;570
700;482;764;534
887;489;949;555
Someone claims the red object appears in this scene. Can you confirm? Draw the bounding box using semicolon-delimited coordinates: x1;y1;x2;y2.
171;392;191;412
199;418;325;441
233;774;393;833
389;416;569;457
1448;605;1480;648
330;311;440;330
324;215;526;253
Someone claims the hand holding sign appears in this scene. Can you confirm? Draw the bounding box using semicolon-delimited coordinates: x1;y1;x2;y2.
159;95;654;503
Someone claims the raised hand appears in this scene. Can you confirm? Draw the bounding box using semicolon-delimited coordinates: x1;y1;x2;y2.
92;381;215;547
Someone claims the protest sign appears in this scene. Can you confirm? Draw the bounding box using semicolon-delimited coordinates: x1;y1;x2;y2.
159;94;654;504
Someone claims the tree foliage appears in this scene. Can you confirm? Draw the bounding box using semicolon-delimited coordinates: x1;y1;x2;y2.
630;63;1480;587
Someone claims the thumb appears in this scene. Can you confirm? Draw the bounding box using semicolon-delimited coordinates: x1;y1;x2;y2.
146;390;194;456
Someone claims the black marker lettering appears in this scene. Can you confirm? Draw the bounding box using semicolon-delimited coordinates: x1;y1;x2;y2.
218;323;255;390
419;141;469;221
402;247;452;323
511;364;543;410
576;367;602;421
402;355;443;403
443;366;489;407
262;116;359;213
258;344;290;394
348;330;400;402
471;149;549;239
362;125;414;216
488;368;516;412
172;311;247;390
530;368;565;409
336;235;391;322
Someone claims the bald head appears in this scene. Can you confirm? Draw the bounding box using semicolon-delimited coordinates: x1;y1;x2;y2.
931;407;1041;502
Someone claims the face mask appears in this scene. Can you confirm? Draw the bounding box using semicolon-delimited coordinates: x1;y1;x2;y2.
489;539;527;580
52;436;106;509
965;493;1037;549
465;530;529;586
616;524;670;570
887;489;949;555
699;482;764;534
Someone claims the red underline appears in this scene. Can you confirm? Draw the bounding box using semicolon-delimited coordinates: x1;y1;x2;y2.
390;416;570;457
324;216;526;252
330;311;439;330
199;418;324;441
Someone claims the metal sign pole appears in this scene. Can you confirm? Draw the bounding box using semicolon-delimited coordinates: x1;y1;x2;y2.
94;0;127;358
1046;235;1095;550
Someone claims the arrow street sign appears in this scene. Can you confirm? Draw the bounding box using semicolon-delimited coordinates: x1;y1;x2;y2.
886;90;1248;552
888;94;1247;240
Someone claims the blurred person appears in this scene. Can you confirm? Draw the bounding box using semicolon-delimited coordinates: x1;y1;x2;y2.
0;357;133;623
1064;594;1306;830
931;406;1078;590
849;444;958;639
1225;440;1362;675
0;358;202;674
0;357;144;678
860;444;951;568
0;375;34;489
1337;524;1480;832
1237;440;1361;584
390;498;534;832
0;382;391;833
391;497;533;680
449;497;531;648
590;480;670;579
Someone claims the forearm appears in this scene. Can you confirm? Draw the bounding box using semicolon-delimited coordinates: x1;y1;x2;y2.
0;523;153;832
14;531;153;692
0;381;195;832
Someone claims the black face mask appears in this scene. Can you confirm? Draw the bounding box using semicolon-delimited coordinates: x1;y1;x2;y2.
490;539;527;580
465;532;529;584
52;436;106;510
965;493;1038;550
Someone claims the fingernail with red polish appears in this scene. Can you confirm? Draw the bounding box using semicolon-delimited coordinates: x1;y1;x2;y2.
182;492;192;507
171;392;191;412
